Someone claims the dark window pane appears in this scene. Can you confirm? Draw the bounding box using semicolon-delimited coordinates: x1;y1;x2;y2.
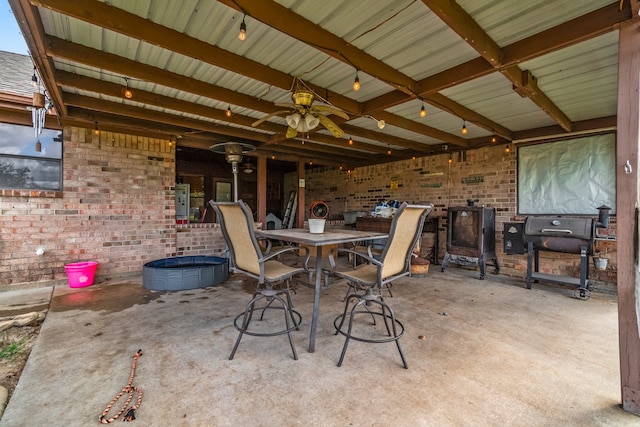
0;157;61;190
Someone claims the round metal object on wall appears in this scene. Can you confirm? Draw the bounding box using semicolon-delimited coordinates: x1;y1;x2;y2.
310;201;329;219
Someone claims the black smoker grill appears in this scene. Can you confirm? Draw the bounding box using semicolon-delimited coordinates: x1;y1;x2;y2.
523;216;595;299
441;200;499;280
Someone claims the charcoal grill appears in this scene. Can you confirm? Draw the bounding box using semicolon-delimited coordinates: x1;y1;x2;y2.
523;216;595;299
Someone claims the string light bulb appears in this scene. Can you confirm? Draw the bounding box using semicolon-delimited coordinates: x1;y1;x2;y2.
123;77;133;99
93;122;99;136
448;153;453;164
491;131;497;143
419;100;427;118
353;70;360;91
461;120;468;135
348;136;353;145
226;105;232;117
239;15;247;41
387;145;391;155
31;66;38;88
271;154;276;160
505;145;511;153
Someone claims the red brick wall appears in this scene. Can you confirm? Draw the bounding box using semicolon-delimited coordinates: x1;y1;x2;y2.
0;126;226;289
294;145;617;292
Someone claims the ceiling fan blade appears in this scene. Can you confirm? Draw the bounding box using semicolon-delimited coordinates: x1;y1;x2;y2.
251;110;291;127
311;105;349;120
317;115;345;138
285;126;298;138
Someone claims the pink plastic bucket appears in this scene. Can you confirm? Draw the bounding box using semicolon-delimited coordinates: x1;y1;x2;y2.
64;261;99;288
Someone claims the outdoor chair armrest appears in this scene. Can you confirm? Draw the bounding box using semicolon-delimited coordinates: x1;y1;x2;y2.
261;245;311;271
327;247;383;273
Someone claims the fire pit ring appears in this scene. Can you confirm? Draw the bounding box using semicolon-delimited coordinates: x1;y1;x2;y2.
143;256;228;291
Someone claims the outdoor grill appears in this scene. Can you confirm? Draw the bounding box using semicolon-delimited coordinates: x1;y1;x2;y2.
521;206;610;300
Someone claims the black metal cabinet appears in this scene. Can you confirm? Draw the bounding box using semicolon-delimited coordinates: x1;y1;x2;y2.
441;205;499;279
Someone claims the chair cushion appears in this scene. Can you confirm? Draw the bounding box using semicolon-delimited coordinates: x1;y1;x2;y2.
334;263;377;285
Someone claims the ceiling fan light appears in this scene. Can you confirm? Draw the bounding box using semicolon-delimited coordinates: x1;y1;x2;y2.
304;114;320;130
377;120;385;129
285;113;301;129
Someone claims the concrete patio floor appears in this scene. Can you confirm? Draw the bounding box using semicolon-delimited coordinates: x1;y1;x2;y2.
0;262;638;426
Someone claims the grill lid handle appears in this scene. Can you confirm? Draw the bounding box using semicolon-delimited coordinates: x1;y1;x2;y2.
540;228;573;234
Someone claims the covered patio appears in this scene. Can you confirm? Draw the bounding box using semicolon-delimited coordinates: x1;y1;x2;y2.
1;267;637;426
2;0;640;422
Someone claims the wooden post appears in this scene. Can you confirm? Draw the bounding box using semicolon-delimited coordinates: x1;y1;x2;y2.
257;156;267;228
616;19;640;416
297;160;306;229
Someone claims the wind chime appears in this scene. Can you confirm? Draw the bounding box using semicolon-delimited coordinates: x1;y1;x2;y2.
30;66;51;140
32;90;46;137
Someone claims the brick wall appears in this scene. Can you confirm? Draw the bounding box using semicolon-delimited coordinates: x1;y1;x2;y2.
176;223;226;256
0;126;226;290
291;144;617;292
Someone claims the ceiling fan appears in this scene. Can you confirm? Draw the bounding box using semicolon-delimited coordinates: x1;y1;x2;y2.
252;87;349;138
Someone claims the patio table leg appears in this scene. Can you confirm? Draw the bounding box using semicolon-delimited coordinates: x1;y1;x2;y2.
309;245;323;353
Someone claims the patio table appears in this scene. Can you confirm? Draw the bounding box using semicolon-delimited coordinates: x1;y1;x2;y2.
255;228;389;353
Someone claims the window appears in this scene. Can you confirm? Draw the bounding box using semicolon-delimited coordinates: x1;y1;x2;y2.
0;123;62;191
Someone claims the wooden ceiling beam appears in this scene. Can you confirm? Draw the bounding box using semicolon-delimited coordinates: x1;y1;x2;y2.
502;1;632;66
422;0;501;66
47;37;458;147
374;111;472;149
273;141;371;161
46;37;285;115
339;124;438;153
29;0;362;116
218;0;418;96
426;93;513;138
503;68;572;132
63;93;272;143
65;107;203;138
424;0;571;133
365;1;632;120
56;71;288;134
